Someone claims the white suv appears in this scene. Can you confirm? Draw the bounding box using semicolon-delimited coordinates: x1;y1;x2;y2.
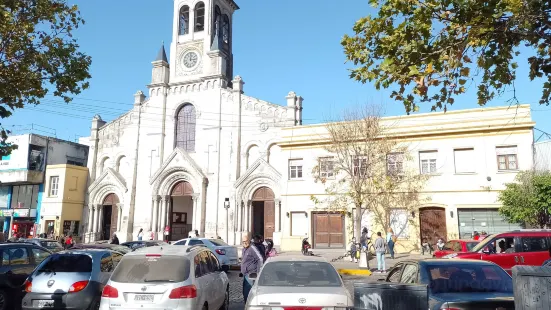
99;245;230;310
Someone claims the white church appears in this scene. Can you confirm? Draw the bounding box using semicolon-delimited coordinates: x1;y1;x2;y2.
82;0;535;252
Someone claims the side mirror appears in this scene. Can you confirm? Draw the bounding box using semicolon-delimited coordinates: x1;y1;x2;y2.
249;273;258;279
221;265;230;273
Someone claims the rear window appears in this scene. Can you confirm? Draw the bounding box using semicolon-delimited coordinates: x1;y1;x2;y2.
209;239;228;246
40;241;63;250
111;256;190;283
258;261;342;287
428;264;513;294
38;254;92;273
466;242;479;251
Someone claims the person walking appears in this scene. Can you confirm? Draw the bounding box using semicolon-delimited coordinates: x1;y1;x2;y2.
110;233;119;245
253;234;266;262
241;234;263;302
137;228;144;241
386;228;396;259
265;239;277;258
65;235;74;249
374;232;386;273
360;227;369;251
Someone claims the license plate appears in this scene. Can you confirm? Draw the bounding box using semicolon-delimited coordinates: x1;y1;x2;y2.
134;294;154;302
230;260;238;264
36;300;54;308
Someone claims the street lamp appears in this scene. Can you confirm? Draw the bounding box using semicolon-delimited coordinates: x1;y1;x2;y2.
224;198;230;242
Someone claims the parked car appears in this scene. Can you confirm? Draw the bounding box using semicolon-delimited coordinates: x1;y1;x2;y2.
70;243;131;255
0;243;52;310
382;259;514;310
99;245;230;310
172;238;239;266
120;240;168;251
245;256;353;308
444;229;551;274
433;239;479;258
18;239;64;253
21;249;121;310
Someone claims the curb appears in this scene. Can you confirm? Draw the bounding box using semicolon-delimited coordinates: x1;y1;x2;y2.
337;269;372;276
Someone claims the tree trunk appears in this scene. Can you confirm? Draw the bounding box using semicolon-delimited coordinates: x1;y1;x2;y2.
355;205;362;241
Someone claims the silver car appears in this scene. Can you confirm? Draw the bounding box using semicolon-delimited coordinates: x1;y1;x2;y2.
245;256;353;309
99;245;230;310
172;238;239;267
22;249;121;310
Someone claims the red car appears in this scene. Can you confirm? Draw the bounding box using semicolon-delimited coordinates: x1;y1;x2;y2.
433;239;480;258
444;230;551;274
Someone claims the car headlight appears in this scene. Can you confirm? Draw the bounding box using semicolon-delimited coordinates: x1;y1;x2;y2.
442;253;458;259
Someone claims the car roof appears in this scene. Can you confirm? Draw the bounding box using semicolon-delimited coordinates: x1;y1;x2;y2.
265;255;329;263
411;259;499;266
126;245;203;256
57;249;113;258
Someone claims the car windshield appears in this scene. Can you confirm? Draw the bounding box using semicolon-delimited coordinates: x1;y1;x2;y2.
258;261;342;287
209;239;228;246
110;256;190;283
37;254;92;273
428;264;513;294
470;234;498;252
40;241;63;250
466;242;479;251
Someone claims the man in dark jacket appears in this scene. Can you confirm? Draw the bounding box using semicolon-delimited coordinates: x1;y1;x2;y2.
252;234;266;262
241;234;263;302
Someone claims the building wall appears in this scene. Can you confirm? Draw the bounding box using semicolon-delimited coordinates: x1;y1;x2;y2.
40;164;89;238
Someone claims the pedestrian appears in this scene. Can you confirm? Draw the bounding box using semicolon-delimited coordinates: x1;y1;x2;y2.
149;231;154;241
349;237;358;263
65;234;74;249
265;239;277;258
111;233;119;245
163;226;170;242
253;234;266;262
386;228;396;259
437;237;445;251
240;234;263;302
194;230;199;237
473;231;480;241
360;227;369;251
137;228;144;241
374;232;386;273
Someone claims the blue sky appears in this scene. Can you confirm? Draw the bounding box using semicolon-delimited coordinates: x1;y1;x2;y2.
7;0;551;141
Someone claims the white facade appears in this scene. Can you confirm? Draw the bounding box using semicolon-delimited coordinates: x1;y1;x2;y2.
535;140;551;171
82;0;535;252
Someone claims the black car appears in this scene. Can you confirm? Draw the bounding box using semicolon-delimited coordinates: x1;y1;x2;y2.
382;259;515;310
120;240;168;251
69;243;131;255
17;239;64;253
0;243;52;310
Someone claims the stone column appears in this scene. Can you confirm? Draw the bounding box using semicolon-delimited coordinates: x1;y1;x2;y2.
156;197;162;233
247;200;252;232
151;197;158;232
237;200;243;232
274;199;281;232
191;194;199;231
164;196;171;233
116;203;123;232
160;196;167;231
87;205;95;233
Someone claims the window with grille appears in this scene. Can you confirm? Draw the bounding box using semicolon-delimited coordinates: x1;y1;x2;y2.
175;104;196;152
194;2;205;32
319;157;334;179
419;151;437;174
387;153;404;176
179;5;189;35
50;176;59;197
496;146;518;170
352;156;368;177
289;159;303;180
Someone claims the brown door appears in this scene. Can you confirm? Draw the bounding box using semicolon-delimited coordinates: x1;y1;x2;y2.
420;208;447;246
110;206;118;239
313;213;344;248
264;201;275;239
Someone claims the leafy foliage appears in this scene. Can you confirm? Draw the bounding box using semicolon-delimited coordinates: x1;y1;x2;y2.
499;170;551;229
0;0;91;155
310;105;429;239
342;0;551;114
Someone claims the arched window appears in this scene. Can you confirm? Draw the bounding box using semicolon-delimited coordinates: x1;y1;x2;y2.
179;5;190;35
212;6;221;44
175;104;196;152
194;2;205;32
222;15;230;46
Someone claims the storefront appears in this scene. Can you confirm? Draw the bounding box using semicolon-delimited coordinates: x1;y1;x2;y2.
457;208;522;239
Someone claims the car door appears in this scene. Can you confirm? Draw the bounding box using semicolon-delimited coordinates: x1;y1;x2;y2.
207;251;224;308
399;264;419;284
4;246;35;287
519;235;550;266
480;236;519;274
193;253;208;309
385;263;404;283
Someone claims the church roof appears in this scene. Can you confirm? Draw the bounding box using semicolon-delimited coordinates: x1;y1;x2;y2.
155;44;168;63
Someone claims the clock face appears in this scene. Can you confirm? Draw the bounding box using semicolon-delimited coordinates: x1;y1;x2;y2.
183;51;198;68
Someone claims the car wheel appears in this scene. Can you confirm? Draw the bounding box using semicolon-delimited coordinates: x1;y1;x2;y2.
0;289;8;310
219;287;229;310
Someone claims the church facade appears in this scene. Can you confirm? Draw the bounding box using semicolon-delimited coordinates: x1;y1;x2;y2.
82;0;535;251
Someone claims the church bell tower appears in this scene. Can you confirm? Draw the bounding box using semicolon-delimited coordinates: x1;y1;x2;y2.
169;0;239;87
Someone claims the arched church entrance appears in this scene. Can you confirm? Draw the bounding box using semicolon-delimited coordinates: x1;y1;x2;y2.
170;181;194;241
102;193;119;240
252;187;275;239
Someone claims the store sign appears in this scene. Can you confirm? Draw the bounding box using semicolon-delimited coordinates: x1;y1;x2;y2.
0;209;13;217
14;209;29;217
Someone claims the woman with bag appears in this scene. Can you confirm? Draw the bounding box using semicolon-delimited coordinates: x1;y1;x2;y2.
386;228;396;259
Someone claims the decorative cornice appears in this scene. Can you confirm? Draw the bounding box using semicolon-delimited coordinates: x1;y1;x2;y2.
149;147;206;185
234;158;281;189
88;168;128;194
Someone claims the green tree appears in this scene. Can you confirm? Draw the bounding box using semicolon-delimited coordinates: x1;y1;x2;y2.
499;171;551;229
0;0;91;155
342;0;551;114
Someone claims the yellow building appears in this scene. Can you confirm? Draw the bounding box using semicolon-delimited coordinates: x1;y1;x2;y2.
39;164;88;241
